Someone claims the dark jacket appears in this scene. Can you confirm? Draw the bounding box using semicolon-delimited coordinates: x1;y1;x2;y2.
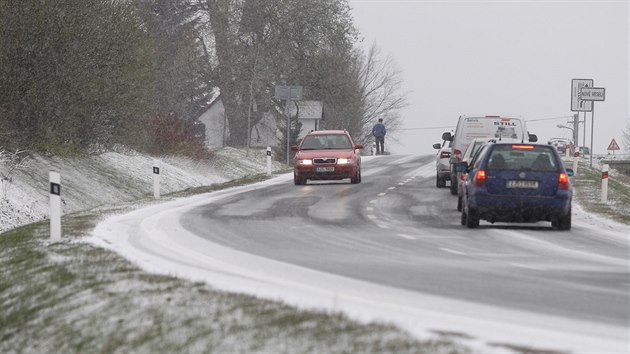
372;123;386;138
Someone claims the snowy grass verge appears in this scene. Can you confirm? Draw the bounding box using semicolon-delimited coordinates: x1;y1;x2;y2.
0;175;469;354
0;147;286;233
571;162;630;225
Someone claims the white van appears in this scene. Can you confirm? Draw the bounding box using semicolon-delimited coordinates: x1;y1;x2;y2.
442;115;537;195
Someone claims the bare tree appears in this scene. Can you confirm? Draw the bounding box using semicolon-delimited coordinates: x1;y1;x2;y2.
354;43;408;144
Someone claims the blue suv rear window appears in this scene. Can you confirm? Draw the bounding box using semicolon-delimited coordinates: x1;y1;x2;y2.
487;145;558;172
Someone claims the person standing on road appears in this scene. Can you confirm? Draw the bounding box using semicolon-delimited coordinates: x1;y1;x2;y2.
372;118;386;155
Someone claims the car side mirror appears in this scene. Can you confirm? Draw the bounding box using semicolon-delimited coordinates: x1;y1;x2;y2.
442;132;452;141
290;145;299;151
528;134;538;142
354;144;364;149
566;168;574;177
454;161;469;173
432;143;441;149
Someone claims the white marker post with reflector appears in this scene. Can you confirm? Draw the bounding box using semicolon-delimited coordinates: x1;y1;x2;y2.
153;160;160;199
49;171;61;242
601;164;609;203
266;147;272;176
572;151;579;174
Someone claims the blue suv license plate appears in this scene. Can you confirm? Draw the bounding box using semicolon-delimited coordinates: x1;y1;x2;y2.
507;180;538;189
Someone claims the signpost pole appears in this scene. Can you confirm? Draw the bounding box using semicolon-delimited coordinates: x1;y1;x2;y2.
582;112;586;149
572;114;579;154
274;85;302;166
590;105;594;167
266;146;272;176
286;97;291;165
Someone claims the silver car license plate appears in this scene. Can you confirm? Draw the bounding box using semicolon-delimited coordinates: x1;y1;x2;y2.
507;180;538;189
316;166;334;173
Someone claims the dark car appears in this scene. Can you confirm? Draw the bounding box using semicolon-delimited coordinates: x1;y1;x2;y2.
291;130;364;185
457;142;573;230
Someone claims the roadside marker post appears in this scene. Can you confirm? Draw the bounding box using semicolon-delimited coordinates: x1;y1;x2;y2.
266;147;272;176
49;171;61;242
153;161;160;199
601;164;609;203
572;152;579;175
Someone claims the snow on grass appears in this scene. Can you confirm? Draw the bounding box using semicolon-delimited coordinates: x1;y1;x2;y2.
88;170;627;354
0;147;285;233
2;150;628;353
1;149;467;353
1;213;466;354
571;160;630;226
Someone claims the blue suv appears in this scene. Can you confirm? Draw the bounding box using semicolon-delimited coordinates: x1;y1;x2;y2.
457;142;573;230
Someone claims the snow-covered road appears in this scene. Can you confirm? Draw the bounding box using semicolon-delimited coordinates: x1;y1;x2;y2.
90;155;629;353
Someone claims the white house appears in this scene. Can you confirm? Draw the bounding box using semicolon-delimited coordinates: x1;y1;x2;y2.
198;96;323;149
291;100;323;138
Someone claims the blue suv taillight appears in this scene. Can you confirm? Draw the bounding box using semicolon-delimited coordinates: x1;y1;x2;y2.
474;170;486;187
558;172;570;190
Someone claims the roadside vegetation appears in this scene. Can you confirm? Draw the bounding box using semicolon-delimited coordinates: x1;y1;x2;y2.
0;176;468;354
571;161;630;225
0;0;406;160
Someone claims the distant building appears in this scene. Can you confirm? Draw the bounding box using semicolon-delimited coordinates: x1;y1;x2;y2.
291;100;323;139
197;95;227;148
198;96;323;148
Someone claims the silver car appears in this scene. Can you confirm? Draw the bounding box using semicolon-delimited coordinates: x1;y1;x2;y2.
433;140;451;188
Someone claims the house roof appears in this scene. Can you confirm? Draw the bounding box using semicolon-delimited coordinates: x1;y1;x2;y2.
200;95;323;121
295;101;323;120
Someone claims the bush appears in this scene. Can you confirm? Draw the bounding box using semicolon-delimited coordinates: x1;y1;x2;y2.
142;113;211;159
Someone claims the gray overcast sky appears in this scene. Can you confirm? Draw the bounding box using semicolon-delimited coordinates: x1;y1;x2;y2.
350;0;628;155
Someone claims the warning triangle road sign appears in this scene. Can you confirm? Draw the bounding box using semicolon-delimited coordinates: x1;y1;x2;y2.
607;138;620;151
